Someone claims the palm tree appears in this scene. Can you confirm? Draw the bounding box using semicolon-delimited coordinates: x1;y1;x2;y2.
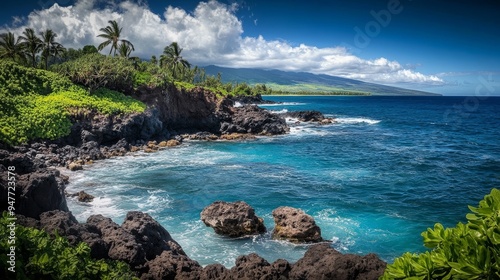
117;41;134;58
97;20;134;56
0;32;26;63
40;29;65;69
19;28;42;67
160;42;191;79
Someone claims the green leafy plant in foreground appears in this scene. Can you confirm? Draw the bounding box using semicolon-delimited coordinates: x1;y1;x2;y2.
0;212;138;280
382;188;500;280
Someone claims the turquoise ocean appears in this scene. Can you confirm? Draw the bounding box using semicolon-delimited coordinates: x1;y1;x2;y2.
66;96;500;266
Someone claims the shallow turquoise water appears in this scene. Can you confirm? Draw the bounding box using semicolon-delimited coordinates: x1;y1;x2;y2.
67;96;500;267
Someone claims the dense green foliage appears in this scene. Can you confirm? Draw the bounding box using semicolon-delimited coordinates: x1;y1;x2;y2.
1;28;65;69
51;53;136;92
0;212;138;280
0;60;145;146
382;188;500;280
0;60;76;96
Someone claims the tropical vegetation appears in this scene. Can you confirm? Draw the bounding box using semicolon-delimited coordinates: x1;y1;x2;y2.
0;18;369;147
0;212;138;279
382;188;500;280
0;60;145;146
97;20;135;57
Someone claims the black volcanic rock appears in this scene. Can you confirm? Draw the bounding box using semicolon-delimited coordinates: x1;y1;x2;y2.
140;251;202;280
283;110;326;122
87;214;146;267
121;211;186;259
11;170;69;219
201;201;267;237
289;243;386;280
221;105;289;135
272;206;323;243
230;254;291;280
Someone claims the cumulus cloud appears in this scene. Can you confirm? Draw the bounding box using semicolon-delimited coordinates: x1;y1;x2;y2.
0;0;443;85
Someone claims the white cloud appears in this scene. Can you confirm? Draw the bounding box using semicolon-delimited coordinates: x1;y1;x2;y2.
0;0;444;86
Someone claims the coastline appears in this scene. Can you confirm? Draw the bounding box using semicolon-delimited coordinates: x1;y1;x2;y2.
1;90;387;279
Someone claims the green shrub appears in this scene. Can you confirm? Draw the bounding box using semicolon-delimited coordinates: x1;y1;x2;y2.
0;61;146;146
382;188;500;280
0;60;76;96
51;53;136;92
0;212;138;280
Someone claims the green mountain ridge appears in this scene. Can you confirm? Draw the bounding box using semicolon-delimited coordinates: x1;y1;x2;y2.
203;65;441;96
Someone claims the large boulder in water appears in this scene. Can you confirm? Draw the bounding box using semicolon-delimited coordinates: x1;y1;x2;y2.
272;206;323;243
289;243;386;280
201;201;267;237
221;105;289;135
283;110;326;122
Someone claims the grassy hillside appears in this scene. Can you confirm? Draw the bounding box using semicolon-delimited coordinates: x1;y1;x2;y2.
204;65;440;96
0;60;145;146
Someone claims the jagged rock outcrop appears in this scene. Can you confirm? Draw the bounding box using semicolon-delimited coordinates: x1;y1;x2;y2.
221;105;289;135
289;243;386;280
121;211;186;259
75;190;94;202
135;85;232;133
230;254;292;280
283;110;326;122
11;170;69;219
272;207;323;243
135;86;288;136
12;210;387;280
229;94;277;105
140;251;203;280
201;201;267;237
87;214;146;267
56;108;165;147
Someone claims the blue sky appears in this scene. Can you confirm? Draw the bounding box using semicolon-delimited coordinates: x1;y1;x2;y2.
1;0;499;95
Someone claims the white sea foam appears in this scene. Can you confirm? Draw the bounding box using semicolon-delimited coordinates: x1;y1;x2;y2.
234;101;243;107
270;108;289;114
258;102;306;107
70;196;127;223
335;117;380;125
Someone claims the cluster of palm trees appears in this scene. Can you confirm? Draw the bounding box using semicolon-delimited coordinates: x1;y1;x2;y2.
0;19;193;81
97;20;191;79
0;28;65;69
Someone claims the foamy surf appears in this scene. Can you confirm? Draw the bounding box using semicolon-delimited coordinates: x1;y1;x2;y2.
258;102;306;107
335;117;380;125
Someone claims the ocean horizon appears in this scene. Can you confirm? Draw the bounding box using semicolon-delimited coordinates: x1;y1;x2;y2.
65;95;500;267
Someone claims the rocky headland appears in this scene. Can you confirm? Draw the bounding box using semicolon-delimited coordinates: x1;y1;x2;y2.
0;85;385;279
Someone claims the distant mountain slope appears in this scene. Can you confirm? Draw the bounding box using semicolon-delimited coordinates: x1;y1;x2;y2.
203;65;440;96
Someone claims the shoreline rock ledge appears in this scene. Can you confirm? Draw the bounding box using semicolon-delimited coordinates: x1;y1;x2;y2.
272;206;323;243
201;201;267;237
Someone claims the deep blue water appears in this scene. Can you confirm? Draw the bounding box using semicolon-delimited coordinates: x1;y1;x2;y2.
66;96;500;267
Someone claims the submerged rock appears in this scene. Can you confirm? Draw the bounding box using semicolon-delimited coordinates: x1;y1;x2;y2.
272;206;323;243
201;201;267;237
77;190;95;202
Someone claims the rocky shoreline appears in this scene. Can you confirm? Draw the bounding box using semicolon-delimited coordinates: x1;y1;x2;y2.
1;86;385;279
